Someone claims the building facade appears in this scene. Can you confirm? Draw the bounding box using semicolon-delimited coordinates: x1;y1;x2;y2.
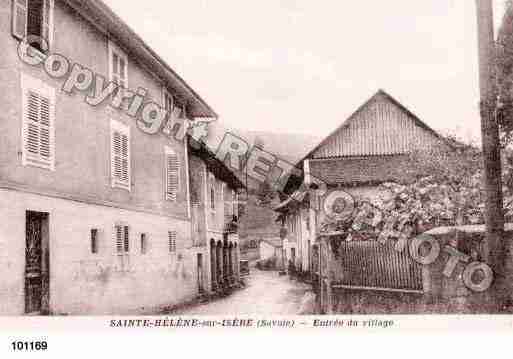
275;90;447;278
188;141;244;294
0;0;241;315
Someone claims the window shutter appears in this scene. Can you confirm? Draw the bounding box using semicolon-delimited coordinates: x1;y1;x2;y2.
12;0;28;40
165;148;179;201
115;225;123;254
168;231;177;253
123;226;129;253
42;0;51;45
110;120;130;190
121;133;129;183
22;75;55;171
112;131;122;180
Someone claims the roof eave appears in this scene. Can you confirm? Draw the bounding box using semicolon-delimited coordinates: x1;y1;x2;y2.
62;0;217;118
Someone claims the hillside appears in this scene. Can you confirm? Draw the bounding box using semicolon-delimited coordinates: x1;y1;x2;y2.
231;129;321;164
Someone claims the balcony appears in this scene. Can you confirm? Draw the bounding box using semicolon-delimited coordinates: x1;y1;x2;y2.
223;215;238;234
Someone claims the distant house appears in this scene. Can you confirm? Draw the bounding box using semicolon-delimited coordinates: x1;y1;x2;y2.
274;89;448;276
238;195;282;261
258;239;283;270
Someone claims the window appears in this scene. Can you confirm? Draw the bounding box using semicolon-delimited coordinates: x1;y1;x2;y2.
165;146;180;201
168;231;177;253
163;88;174;113
110;120;130;190
209;173;216;211
108;40;128;89
21;74;55;171
115;224;129;254
115;224;130;271
232;189;238;219
12;0;54;52
91;229;98;254
140;233;147;254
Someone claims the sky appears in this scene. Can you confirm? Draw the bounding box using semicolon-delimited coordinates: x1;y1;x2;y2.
103;0;510;142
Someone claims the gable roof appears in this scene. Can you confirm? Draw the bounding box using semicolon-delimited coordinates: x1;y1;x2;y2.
280;89;447;196
300;89;443;161
62;0;216;118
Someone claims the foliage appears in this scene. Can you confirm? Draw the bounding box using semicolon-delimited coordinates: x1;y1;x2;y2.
319;137;513;243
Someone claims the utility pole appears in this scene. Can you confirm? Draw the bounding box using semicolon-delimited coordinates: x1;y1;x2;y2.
475;0;507;310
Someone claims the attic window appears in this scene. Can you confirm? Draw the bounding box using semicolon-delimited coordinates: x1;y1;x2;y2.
12;0;54;52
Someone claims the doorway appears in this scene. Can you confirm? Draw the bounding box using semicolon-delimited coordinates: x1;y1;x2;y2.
25;211;50;315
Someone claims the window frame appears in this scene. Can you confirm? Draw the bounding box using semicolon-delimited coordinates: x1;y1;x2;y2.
12;0;54;53
162;87;174;114
140;233;148;255
209;173;216;213
91;228;98;254
108;40;128;90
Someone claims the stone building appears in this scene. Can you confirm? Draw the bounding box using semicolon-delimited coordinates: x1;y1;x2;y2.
0;0;241;314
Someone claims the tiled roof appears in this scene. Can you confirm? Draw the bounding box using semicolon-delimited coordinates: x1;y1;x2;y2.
309;154;416;186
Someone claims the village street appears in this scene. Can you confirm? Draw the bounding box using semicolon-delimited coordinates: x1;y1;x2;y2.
172;268;313;315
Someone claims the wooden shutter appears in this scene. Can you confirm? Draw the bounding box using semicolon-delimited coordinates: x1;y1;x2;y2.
111;121;130;190
22;75;55;170
115;225;123;254
121;133;129;183
12;0;28;40
123;226;129;253
165;147;179;201
41;0;51;45
112;131;122;180
168;231;177;253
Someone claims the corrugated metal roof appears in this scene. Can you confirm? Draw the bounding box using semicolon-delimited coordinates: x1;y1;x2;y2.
301;89;444;161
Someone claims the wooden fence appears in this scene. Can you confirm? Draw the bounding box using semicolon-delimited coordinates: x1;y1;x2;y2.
332;240;423;293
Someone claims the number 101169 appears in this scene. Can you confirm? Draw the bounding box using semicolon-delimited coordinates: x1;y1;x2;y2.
11;341;48;351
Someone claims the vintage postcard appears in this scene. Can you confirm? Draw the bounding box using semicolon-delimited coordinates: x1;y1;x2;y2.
1;0;513;354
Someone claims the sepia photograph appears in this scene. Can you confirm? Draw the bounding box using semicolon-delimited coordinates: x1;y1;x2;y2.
2;1;513;352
